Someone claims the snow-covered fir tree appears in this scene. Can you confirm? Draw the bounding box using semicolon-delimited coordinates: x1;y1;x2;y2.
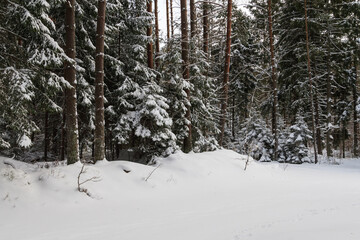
238;113;273;162
0;0;69;150
108;0;176;161
280;114;313;164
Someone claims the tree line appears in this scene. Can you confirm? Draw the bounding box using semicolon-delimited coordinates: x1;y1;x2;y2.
0;0;359;165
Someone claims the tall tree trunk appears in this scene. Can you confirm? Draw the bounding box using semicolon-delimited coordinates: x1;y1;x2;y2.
64;0;79;164
325;28;332;158
52;118;58;155
342;125;346;158
44;111;49;161
60;108;66;160
313;63;322;155
232;95;235;139
166;0;170;40
326;58;332;157
94;0;106;162
219;0;232;147
353;54;358;156
203;1;209;54
304;0;318;164
190;0;197;38
180;0;192;153
147;0;154;69
154;0;160;69
170;0;174;37
315;92;322;154
267;0;278;161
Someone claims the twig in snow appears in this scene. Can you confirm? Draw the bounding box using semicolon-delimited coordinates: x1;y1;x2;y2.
145;163;162;182
244;154;250;171
3;160;16;169
244;144;257;171
77;163;101;197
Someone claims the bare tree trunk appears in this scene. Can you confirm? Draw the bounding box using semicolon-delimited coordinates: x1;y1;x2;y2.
203;1;209;54
267;0;278;161
315;91;322;154
342;125;346;158
353;54;358;156
147;0;154;69
219;0;232;147
304;0;318;164
232;95;235;139
65;0;79;164
190;0;197;38
170;0;174;37
166;0;170;40
313;63;322;155
44;111;49;161
326;58;332;157
180;0;192;153
154;0;160;69
94;0;106;162
60;108;66;160
325;27;333;158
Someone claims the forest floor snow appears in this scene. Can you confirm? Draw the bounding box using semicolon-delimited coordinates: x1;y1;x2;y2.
1;150;360;240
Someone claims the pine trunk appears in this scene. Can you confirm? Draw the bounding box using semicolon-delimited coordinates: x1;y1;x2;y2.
64;0;79;165
147;0;154;69
190;0;196;38
166;0;170;40
267;0;278;161
219;0;232;147
315;93;322;154
304;0;318;164
94;0;106;162
180;0;192;153
353;55;358;156
154;0;160;69
326;46;332;157
203;2;209;54
60;109;66;160
170;0;174;37
44;111;49;161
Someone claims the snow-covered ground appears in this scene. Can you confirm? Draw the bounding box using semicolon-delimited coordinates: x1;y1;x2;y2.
1;150;360;240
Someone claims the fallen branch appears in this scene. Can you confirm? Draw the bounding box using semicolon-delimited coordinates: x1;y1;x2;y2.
145;163;162;182
77;163;101;197
3;160;16;169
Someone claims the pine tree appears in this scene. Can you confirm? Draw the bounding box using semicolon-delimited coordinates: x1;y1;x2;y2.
65;0;80;164
180;0;193;153
239;113;273;162
94;0;106;162
282;114;312;163
109;0;176;161
219;0;233;147
0;0;69;151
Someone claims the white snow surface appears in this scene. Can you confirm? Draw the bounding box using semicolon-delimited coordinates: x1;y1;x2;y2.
1;150;360;240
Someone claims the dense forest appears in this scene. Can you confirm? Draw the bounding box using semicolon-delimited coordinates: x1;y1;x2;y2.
0;0;359;165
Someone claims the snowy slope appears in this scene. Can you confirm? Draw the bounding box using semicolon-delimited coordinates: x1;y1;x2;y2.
1;150;360;240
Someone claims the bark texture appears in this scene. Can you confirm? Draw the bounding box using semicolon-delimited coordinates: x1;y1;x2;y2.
203;2;209;54
190;0;197;38
154;0;160;69
219;0;232;147
64;0;79;164
180;0;192;153
166;0;170;40
353;54;359;156
267;0;278;161
94;0;106;162
304;0;318;163
170;0;174;37
147;0;154;69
